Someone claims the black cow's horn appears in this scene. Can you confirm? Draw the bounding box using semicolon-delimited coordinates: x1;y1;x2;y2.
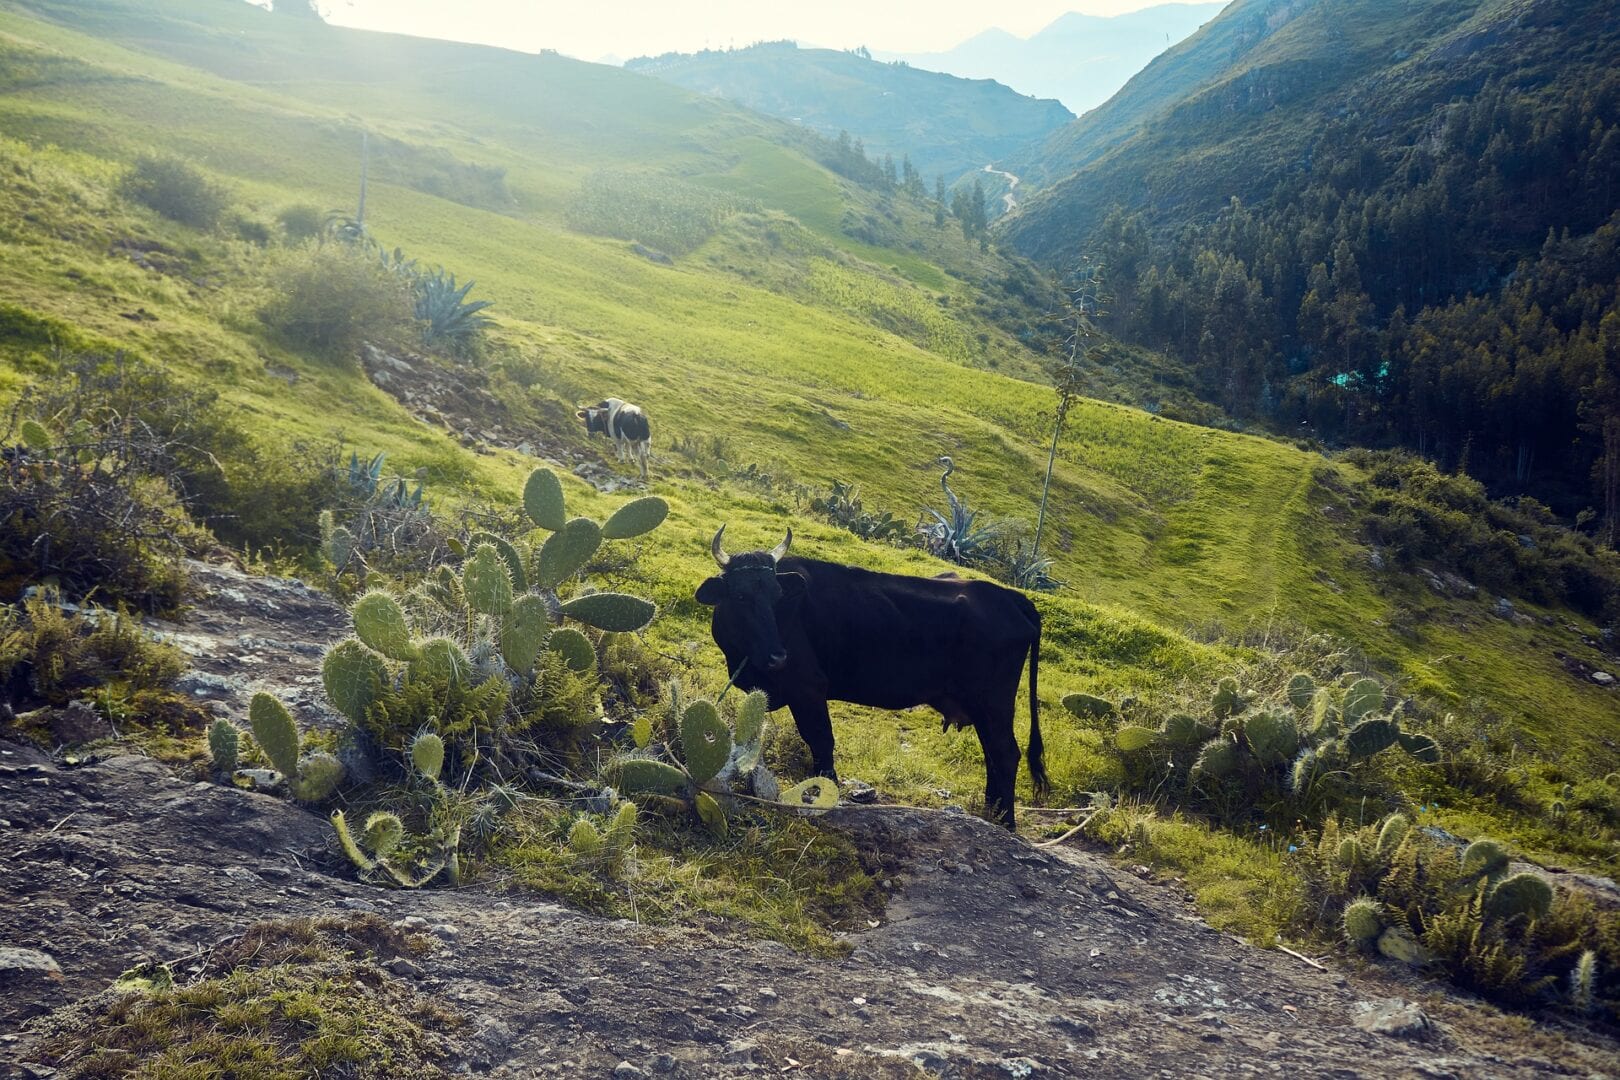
711;525;730;568
769;528;792;563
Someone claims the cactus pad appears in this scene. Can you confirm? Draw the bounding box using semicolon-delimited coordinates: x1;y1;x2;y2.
469;531;528;594
695;790;729;837
605;801;638;850
411;732;445;782
208;719;239;776
363;811;404;857
1342;678;1383;724
1343;897;1383;946
1061;692;1115;720
523;467;566;531
559;592;656;632
410;636;471;688
322;639;388;722
326;525;358;569
331;810;377;871
500;595;553;673
1286;673;1316;710
1244;708;1299;765
733;691;768;772
1192;736;1237;779
1345;716;1399;759
1161;712;1211;749
1486;872;1553;921
1397;731;1441;764
1462;838;1509;876
352;591;417;661
630;713;653;750
1287;748;1318;795
680;700;732;784
1309;688;1337;737
617;758;689;795
1211;677;1246;719
1377;813;1410;856
248;692;301;780
568;817;604;857
782;777;840;809
601;496;670;540
1338;836;1365;867
1114;725;1159;752
463;544;514;615
293;752;344;802
19;418;52;451
546;626;597;674
538;518;602;588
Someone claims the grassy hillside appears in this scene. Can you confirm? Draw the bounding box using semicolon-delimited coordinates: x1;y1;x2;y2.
1;0;1616;943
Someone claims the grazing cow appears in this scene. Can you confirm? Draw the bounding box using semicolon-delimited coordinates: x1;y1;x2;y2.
694;526;1046;827
576;398;651;481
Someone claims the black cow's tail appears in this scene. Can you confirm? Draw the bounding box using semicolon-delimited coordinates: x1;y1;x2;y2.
1026;610;1049;796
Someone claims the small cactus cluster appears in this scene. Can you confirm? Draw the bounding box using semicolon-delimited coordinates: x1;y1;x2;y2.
319;452;430;575
318;466;667;767
1084;672;1441;804
208;693;343;802
566;801;639;875
613;689;837;835
330;732;462;888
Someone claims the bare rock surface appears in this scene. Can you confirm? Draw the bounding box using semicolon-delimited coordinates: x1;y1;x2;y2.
3;566;1618;1077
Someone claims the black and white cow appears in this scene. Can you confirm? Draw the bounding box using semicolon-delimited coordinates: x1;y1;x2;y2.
576;398;651;481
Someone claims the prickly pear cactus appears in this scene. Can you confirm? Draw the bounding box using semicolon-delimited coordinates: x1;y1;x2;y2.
1114;725;1160;752
410;636;471;687
537;518;603;589
1342;678;1383;725
601;496;670;540
1343;897;1383;947
1397;731;1441;764
782;777;839;809
680;700;732;785
568;817;604;857
249;692;301;780
208;719;239;776
1211;677;1246;719
1337;836;1365;868
1192;736;1237;779
1377;813;1410;857
558;592;655;633
695;790;728;837
546;626;597;674
19;418;51;451
294;752;343;802
1376;926;1431;965
522;467;567;531
616;758;688;795
1244;708;1298;765
468;531;528;593
500;595;552;673
1161;712;1211;749
1345;715;1399;760
322;639;387;723
463;544;515;615
411;731;445;782
1287;747;1319;795
1062;693;1115;720
353;591;417;661
1309;688;1337;738
1485;872;1553;921
733;690;768;773
1286;673;1317;711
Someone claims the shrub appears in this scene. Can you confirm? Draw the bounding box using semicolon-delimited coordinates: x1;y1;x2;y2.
809;479;908;543
260;246;414;359
276;203;325;242
0;591;186;709
119;154;230;229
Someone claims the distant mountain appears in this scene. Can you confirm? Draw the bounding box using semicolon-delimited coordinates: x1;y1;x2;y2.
625;42;1073;185
875;4;1227;115
999;0;1620;522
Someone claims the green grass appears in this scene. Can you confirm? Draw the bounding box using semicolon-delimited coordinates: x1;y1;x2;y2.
0;0;1615;949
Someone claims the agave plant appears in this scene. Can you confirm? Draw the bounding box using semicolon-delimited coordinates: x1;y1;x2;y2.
917;456;1004;565
415;268;493;353
1001;541;1059;592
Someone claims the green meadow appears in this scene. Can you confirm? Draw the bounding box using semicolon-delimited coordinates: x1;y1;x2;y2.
1;0;1616;943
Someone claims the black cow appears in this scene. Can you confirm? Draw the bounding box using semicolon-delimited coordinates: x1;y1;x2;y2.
576;398;651;481
694;526;1046;827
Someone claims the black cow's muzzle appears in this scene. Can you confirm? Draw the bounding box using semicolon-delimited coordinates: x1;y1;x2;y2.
765;650;789;672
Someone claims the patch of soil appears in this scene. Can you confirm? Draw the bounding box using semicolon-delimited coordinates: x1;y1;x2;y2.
358;343;639;494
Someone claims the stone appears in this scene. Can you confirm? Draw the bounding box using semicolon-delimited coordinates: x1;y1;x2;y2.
612;1062;646;1078
842;778;878;803
722;1040;759;1064
0;947;63;985
49;700;110;745
1592;672;1615;687
1352;998;1435;1040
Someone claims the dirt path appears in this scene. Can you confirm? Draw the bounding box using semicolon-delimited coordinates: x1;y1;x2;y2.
982;164;1021;214
3;566;1617;1077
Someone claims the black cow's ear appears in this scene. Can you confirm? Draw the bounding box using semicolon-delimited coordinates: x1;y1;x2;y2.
694;576;726;606
574;409;588;420
776;571;807;599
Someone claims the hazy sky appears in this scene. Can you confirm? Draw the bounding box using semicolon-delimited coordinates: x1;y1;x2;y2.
299;1;1172;64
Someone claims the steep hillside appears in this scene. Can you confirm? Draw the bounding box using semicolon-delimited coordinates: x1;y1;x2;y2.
1000;0;1620;523
2;0;1620;1055
876;3;1226;116
625;41;1074;186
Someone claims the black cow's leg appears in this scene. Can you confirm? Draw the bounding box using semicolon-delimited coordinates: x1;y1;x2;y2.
973;721;1021;829
789;698;839;782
